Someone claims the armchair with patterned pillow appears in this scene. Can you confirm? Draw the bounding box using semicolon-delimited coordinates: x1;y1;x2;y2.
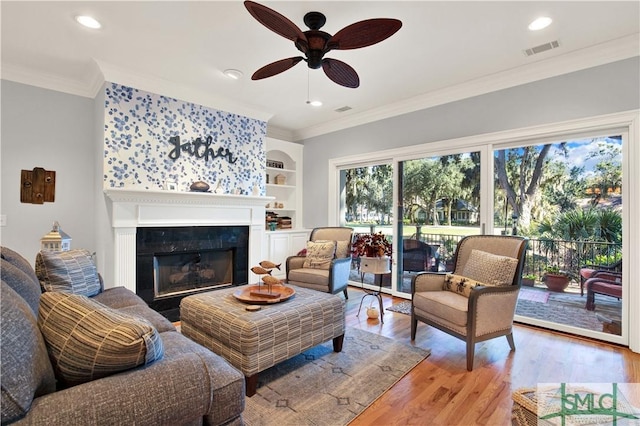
410;235;528;371
286;227;354;299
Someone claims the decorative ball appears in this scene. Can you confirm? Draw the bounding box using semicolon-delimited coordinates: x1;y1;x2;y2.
366;307;379;319
190;181;210;192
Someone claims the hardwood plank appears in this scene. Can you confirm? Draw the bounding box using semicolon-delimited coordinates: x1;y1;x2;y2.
344;286;640;426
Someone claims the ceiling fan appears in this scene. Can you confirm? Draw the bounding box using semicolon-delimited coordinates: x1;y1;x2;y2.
244;1;402;88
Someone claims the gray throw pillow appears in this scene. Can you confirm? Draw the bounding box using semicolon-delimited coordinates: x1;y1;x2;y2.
35;249;101;296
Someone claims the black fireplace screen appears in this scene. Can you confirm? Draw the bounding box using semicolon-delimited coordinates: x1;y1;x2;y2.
153;249;233;298
136;225;249;319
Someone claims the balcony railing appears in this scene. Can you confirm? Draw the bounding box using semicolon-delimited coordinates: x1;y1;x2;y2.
412;233;621;280
352;226;622;281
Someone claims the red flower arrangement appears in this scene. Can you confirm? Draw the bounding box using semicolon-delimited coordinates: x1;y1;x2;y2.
351;232;392;258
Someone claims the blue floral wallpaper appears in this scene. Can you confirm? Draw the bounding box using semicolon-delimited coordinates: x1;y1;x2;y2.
103;83;266;194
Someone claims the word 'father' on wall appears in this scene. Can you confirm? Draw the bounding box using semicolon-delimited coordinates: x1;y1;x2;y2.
169;135;237;164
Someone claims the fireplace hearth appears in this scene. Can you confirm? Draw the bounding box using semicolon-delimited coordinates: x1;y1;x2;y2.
136;225;249;320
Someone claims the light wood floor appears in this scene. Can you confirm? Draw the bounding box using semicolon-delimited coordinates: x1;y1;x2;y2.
345;286;640;425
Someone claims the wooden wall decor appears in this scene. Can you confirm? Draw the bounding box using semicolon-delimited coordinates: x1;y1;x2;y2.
21;167;56;204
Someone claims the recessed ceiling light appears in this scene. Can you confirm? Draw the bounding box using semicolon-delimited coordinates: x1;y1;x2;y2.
223;69;243;80
528;17;552;31
75;15;102;29
306;100;322;107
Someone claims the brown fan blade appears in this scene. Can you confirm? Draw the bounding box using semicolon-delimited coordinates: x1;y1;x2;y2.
244;1;306;43
327;19;402;51
321;58;359;88
252;57;304;80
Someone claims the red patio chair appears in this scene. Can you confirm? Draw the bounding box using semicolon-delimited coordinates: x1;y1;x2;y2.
584;271;622;311
579;259;622;296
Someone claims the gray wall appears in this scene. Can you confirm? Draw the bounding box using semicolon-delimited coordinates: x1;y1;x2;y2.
301;57;640;228
2;57;638;266
1;80;96;264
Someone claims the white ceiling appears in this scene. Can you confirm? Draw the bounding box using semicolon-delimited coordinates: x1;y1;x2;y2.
2;1;639;141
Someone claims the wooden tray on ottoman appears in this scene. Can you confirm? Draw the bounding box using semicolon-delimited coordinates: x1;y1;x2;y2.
233;284;295;304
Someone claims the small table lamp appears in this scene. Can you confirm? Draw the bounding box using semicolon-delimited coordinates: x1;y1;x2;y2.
40;221;72;251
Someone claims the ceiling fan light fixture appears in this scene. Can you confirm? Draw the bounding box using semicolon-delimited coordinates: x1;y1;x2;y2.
528;16;552;31
223;69;244;80
75;15;102;29
244;1;401;88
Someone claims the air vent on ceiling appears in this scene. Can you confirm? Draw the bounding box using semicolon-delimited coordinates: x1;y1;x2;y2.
523;40;560;57
335;106;353;113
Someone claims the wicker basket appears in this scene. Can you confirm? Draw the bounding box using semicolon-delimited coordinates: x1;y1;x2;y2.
511;386;634;426
512;388;550;426
274;174;286;185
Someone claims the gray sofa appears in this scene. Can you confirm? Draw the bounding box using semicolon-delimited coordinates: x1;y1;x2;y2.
1;246;245;425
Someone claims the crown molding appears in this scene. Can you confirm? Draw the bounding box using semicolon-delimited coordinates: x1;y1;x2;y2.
3;33;637;140
0;63;100;98
293;33;640;142
266;125;295;142
0;60;274;123
95;60;273;123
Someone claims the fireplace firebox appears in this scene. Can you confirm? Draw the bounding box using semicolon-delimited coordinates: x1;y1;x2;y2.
136;225;249;320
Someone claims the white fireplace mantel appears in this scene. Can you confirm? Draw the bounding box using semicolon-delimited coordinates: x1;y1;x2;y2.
104;188;274;293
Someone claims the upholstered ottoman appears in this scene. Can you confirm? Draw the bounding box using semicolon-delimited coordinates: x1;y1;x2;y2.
180;285;345;396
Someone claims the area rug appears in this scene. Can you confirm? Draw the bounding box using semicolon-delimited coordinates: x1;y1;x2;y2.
242;327;430;426
386;300;412;315
385;296;613;334
514;299;605;332
518;287;550;303
386;289;550;315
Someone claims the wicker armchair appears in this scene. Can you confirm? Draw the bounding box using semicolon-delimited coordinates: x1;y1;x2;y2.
410;235;528;371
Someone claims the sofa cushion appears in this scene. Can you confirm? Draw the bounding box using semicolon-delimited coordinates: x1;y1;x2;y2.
91;286;149;310
443;274;484;297
35;249;101;296
1;282;56;424
1;259;42;316
462;249;519;287
92;287;176;332
1;246;40;285
302;240;336;270
38;292;164;387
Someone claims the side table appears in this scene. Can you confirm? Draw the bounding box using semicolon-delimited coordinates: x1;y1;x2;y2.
356;256;391;323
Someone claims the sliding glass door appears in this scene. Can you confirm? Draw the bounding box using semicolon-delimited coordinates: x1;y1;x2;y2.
338;163;393;289
494;135;624;342
396;151;482;295
330;113;632;346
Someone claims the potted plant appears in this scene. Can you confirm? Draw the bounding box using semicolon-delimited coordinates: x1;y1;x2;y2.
542;265;570;292
521;273;537;287
352;232;392;274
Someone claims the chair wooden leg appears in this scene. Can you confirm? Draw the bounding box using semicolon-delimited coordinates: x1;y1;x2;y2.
506;333;516;351
343;288;348;299
466;340;475;371
410;317;417;340
586;291;596;311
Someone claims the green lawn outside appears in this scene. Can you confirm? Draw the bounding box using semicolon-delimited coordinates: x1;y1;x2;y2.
346;223;481;238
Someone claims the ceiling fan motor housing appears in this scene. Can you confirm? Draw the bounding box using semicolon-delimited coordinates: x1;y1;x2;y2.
300;30;331;69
